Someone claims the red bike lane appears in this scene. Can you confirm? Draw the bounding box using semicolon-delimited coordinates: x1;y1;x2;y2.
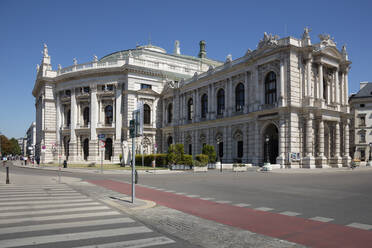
88;179;372;248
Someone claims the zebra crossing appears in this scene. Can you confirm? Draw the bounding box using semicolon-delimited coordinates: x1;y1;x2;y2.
0;184;177;248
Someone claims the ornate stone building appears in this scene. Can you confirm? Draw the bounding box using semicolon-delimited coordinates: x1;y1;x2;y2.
33;28;352;168
32;41;221;164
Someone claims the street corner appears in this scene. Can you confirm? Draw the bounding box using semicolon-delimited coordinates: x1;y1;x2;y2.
101;196;156;213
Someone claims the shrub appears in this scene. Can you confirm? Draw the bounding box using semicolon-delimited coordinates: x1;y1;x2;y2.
154;154;168;167
193;160;202;167
202;144;216;163
167;144;185;165
195;154;209;166
233;163;245;167
183;154;193;166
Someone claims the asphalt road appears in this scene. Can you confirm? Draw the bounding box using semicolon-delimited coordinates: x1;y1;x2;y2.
3;164;372;228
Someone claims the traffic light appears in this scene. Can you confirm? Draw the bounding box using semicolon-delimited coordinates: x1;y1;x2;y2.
129;120;135;138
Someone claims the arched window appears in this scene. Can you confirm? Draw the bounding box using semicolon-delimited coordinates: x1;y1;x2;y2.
83;107;89;126
105;105;113;124
265;72;277;104
144;104;151;124
66;109;71;126
201;94;208;118
217;89;225;115
235;83;244;111
167;103;173;123
187;98;194;120
167;136;173;147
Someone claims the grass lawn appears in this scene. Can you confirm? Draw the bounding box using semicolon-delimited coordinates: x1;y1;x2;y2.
41;163;168;170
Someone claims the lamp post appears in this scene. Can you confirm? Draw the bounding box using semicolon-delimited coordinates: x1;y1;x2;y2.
265;135;270;165
368;143;372;166
0;131;2;158
216;136;222;172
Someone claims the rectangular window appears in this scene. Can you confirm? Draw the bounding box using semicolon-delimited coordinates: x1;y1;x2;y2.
83;87;90;93
360;133;366;143
106;84;113;91
188;144;192;155
141;84;152;89
360;116;366;126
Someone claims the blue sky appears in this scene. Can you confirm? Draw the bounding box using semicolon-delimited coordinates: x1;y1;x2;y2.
0;0;371;138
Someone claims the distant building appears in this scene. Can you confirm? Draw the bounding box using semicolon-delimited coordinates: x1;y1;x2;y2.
17;137;27;156
26;122;36;157
349;82;372;164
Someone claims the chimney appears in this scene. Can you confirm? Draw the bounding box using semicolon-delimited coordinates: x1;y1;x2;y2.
198;40;206;58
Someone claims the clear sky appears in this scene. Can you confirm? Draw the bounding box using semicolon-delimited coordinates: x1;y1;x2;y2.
0;0;371;138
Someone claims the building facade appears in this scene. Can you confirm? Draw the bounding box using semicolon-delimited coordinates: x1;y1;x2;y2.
33;41;221;164
33;29;352;168
349;82;372;164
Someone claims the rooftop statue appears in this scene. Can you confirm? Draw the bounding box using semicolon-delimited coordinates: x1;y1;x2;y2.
319;34;336;47
43;43;48;57
258;32;279;49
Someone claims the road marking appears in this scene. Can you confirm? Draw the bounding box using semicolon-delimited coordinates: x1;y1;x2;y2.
155;188;165;191
0;217;135;235
215;200;232;204
279;211;301;216
0;226;153;248
186;194;200;198
0;193;83;198
309;216;334;222
0;198;95;206
164;190;175;193
0;201;101;211
174;192;187;195
0;205;110;217
200;197;215;201
347;222;372;230
255;207;274;211
234;203;251;207
77;236;175;248
0;196;89;201
0;190;77;194
0;211;121;225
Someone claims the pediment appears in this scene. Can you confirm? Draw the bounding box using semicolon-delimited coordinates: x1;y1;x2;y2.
320;47;342;60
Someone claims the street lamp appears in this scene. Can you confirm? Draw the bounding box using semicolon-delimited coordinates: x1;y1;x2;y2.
265;135;270;165
216;136;222;172
0;131;2;158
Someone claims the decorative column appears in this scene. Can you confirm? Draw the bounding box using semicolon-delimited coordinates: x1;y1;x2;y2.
224;80;228;117
279;60;285;107
228;78;233;116
345;69;349;111
335;70;340;104
276;117;286;167
69;88;77;161
207;84;211;120
333;122;342;167
88;86;98;162
113;84;122;163
343;120;351;167
56;92;61;162
317;119;327;168
242;123;248;162
210;84;215;119
318;63;324;102
306;59;312;101
194;90;199;122
244;71;249;113
303;114;315;168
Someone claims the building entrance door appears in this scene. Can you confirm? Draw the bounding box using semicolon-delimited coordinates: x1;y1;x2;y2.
105;138;112;160
83;138;89;161
263;124;278;164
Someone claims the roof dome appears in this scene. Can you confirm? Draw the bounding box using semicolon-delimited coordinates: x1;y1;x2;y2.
137;44;167;53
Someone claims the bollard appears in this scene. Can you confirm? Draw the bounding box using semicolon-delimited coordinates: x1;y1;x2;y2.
6;166;10;184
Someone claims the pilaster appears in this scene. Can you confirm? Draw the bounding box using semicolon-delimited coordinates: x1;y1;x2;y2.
333;122;342;168
276;117;286;167
316;119;328;168
303;114;316;168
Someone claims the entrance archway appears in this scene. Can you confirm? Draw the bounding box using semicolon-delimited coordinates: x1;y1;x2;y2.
105;138;113;160
64;137;70;161
83;138;89;161
263;123;278;164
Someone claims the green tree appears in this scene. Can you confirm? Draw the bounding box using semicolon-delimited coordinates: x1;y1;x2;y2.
9;138;21;155
202;144;216;163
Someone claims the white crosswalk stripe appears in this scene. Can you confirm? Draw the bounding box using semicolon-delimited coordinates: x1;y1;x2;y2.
0;184;176;248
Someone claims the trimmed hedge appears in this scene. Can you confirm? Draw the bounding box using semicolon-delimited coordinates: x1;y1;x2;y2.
195;154;209;166
183;154;193;166
135;154;168;167
202;144;216;163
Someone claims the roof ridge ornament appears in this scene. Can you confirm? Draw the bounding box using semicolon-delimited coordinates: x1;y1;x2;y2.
43;43;49;58
302;27;311;46
341;44;348;60
93;55;98;62
73;58;77;65
318;34;336;48
258;32;279;49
